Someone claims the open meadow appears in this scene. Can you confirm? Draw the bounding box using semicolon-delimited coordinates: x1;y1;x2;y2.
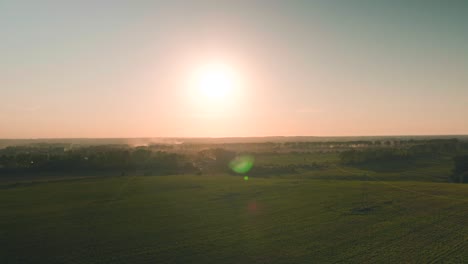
2;138;468;263
1;173;468;263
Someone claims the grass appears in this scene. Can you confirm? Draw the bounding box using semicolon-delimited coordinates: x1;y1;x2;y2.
252;152;454;183
255;152;340;165
1;174;468;263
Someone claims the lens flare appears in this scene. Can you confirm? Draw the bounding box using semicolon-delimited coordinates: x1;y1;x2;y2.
229;154;255;174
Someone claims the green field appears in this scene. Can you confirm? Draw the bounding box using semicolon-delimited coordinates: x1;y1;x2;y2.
2;174;467;263
254;152;454;183
255;152;341;165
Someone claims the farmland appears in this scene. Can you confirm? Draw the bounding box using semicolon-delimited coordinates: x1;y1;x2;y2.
1;138;468;263
1;174;468;263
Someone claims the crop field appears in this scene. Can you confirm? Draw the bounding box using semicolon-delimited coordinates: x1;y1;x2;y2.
254;152;454;183
1;174;467;263
254;152;341;165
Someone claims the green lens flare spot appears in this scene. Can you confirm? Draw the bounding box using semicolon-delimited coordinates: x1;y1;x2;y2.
229;155;255;174
244;176;249;181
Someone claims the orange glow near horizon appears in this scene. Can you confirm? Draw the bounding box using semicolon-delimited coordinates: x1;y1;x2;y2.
1;1;468;138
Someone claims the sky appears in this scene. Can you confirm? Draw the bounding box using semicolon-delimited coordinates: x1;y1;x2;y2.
1;0;468;138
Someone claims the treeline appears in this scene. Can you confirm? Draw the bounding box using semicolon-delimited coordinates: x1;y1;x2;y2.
2;139;468;180
147;138;468;154
451;155;468;183
193;148;327;175
340;139;466;165
340;148;411;164
0;146;197;175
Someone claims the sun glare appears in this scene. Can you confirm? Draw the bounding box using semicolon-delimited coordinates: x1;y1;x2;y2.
196;64;236;99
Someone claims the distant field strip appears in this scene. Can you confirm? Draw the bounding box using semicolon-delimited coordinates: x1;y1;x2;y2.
335;165;468;203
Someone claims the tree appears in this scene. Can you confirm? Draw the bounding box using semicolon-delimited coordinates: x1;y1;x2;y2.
451;155;468;183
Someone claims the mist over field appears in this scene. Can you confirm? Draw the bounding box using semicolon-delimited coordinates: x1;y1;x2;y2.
2;135;468;148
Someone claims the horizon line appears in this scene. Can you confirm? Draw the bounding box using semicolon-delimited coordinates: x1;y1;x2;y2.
1;134;468;140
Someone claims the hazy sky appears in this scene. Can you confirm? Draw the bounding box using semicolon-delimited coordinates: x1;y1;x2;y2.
1;1;468;138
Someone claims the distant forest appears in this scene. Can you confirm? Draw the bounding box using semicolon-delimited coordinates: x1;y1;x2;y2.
1;138;468;183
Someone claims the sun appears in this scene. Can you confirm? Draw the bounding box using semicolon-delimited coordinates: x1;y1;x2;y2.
195;63;236;99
